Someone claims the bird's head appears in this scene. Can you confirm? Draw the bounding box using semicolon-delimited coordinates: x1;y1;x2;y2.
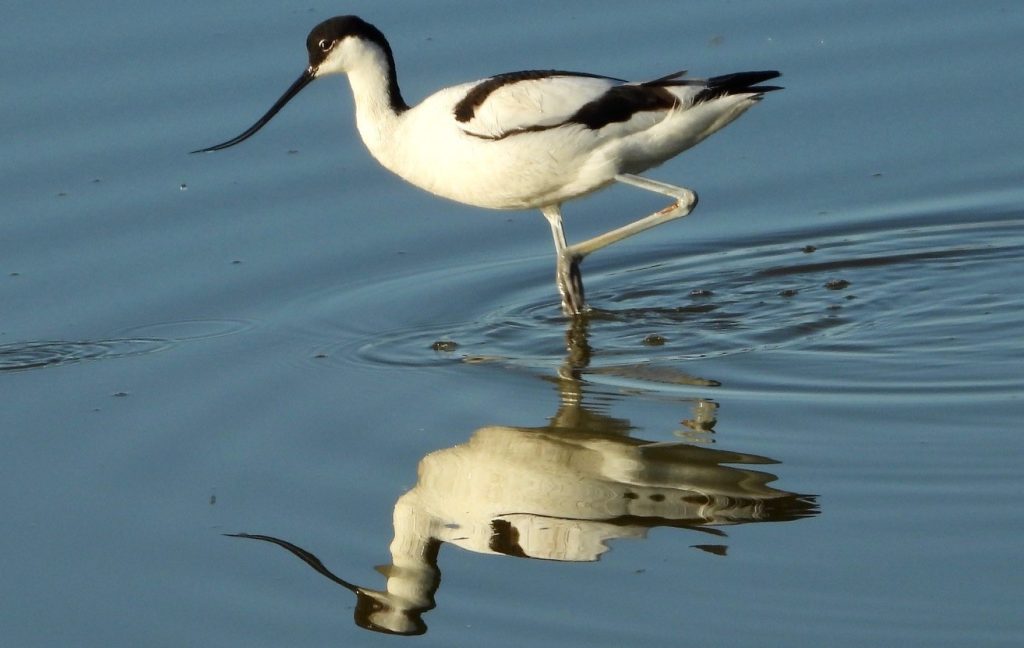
192;15;397;153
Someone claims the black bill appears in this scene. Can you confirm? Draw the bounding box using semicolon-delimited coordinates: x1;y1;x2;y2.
191;67;315;153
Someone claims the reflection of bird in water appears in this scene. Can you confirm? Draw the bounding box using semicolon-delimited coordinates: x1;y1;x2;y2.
226;322;816;635
193;15;781;315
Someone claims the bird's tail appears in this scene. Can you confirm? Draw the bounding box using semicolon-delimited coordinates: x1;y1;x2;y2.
693;70;783;103
643;69;783;103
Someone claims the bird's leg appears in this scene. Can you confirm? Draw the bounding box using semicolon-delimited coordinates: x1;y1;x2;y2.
541;205;586;316
540;176;697;316
564;174;699;260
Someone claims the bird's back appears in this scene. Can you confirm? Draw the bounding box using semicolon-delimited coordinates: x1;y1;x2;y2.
365;70;780;210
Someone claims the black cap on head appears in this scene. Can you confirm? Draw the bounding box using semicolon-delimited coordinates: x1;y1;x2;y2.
304;15;406;112
306;15;391;68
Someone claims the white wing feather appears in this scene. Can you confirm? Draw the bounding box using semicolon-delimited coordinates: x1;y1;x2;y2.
456;75;620;139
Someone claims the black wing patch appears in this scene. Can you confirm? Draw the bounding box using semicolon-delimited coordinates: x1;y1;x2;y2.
644;69;690;84
570;84;679;130
488;519;529;558
453;69;624;123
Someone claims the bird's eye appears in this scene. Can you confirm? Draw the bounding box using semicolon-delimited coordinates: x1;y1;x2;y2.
318;39;332;52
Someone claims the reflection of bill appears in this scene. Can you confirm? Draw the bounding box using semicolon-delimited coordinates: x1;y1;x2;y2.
226;323;818;635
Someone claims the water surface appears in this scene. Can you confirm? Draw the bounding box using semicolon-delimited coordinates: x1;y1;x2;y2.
2;1;1022;646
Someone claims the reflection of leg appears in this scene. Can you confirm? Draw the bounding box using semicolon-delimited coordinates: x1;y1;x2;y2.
566;174;699;260
563;313;592;374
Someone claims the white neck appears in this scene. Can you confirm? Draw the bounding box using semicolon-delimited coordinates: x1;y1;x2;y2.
343;44;406;157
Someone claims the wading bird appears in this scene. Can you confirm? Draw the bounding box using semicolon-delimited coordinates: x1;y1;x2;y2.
194;16;780;315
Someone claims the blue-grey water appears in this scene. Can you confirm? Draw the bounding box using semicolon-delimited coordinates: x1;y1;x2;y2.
3;1;1022;646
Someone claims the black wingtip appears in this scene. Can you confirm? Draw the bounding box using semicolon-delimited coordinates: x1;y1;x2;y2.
694;71;783;103
708;70;782;88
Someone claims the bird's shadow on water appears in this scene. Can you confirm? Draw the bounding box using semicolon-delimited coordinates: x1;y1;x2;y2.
224;316;819;636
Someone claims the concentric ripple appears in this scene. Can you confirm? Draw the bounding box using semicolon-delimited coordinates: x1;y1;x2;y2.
299;208;1015;378
0;338;171;372
289;206;1024;401
116;318;255;341
1;319;254;373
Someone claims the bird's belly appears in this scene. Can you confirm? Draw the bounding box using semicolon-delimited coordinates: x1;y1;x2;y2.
372;124;616;211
